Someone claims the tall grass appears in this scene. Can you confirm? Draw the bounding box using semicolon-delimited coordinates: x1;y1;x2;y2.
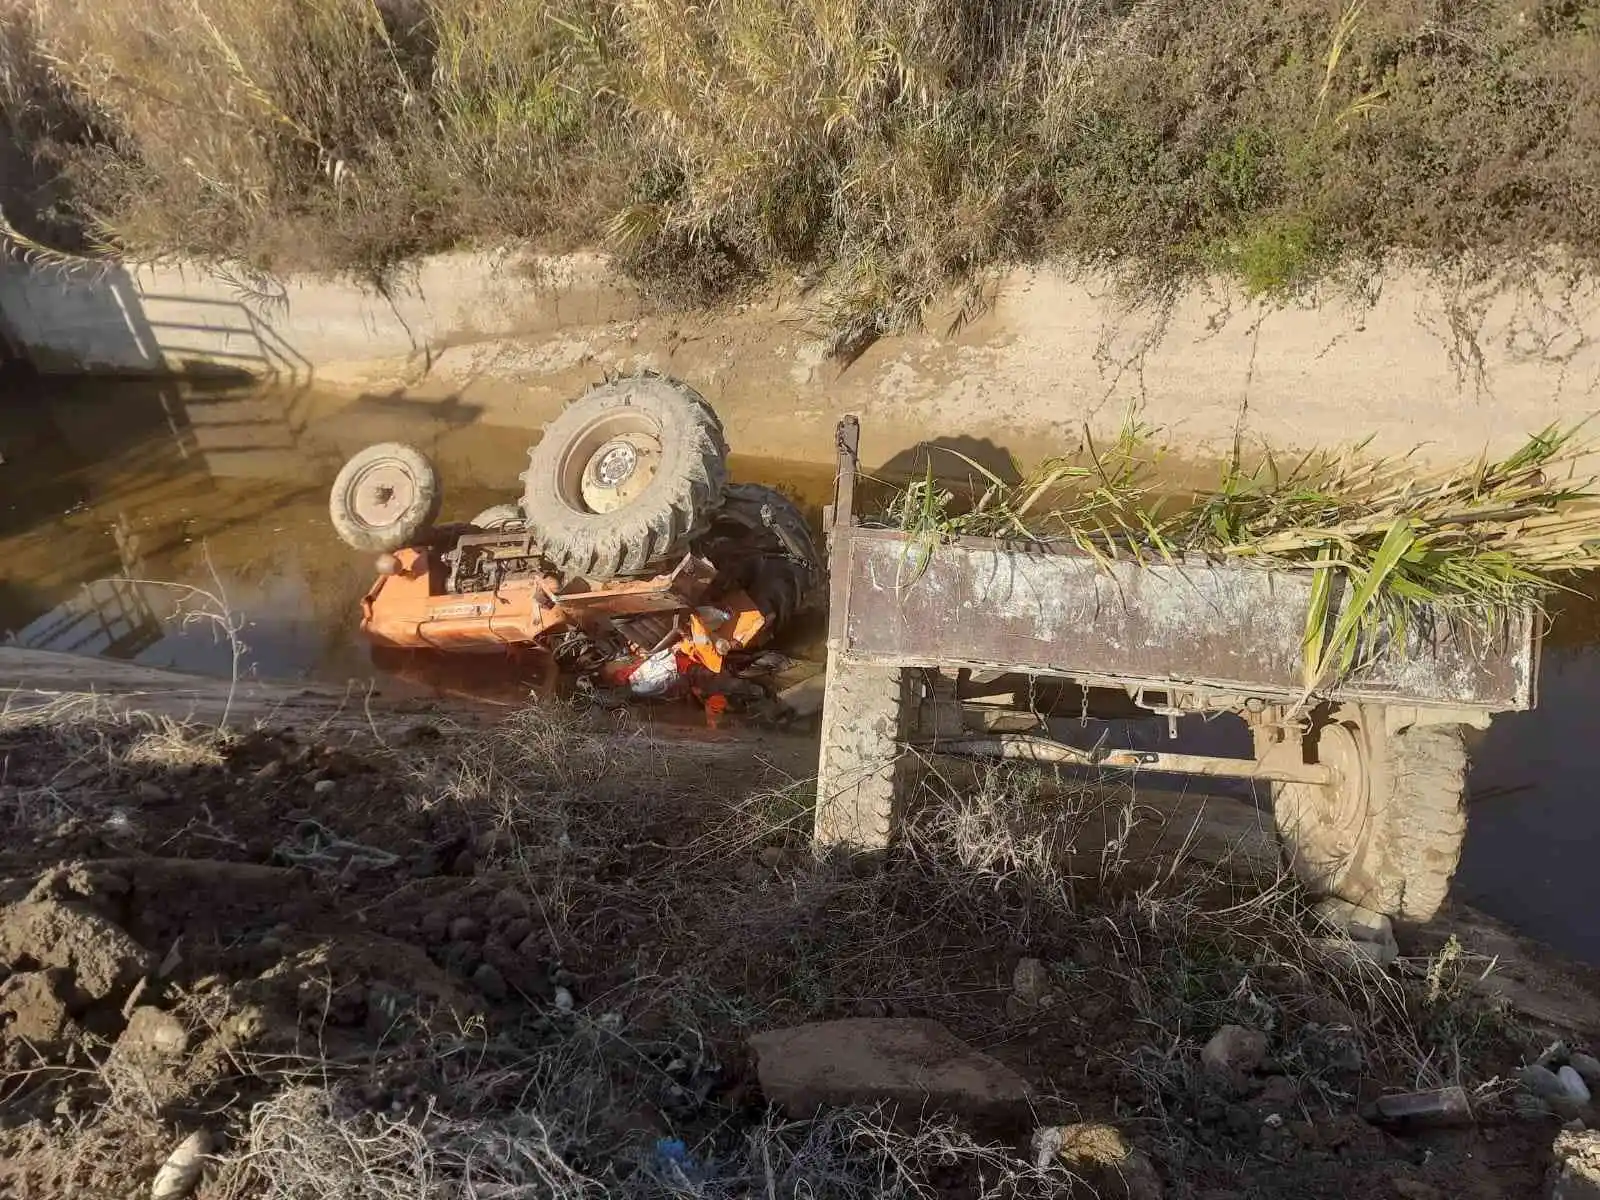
5;0;1600;333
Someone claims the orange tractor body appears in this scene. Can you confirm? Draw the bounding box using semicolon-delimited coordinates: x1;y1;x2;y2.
360;544;771;674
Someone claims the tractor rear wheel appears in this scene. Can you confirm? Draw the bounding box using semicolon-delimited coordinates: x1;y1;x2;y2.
519;373;727;580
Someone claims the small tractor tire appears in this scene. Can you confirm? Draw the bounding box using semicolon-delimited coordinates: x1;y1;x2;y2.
470;503;526;531
1258;704;1467;922
520;373;728;580
329;443;441;553
815;653;912;851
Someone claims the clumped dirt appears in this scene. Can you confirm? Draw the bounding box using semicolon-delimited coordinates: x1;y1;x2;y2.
0;698;1586;1198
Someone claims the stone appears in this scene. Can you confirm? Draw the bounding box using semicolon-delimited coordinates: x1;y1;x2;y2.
1526;1065;1574;1101
1311;935;1398;969
750;1019;1032;1126
1369;1086;1474;1130
150;1128;212;1200
1012;958;1051;1007
1561;1067;1594;1104
1573;1055;1600;1090
1548;1129;1600;1200
470;963;507;1003
1201;1026;1269;1076
136;781;172;803
1313;897;1398;952
500;917;533;950
447;916;482;943
554;986;575;1013
117;1006;189;1060
312;779;336;796
1032;1123;1162;1199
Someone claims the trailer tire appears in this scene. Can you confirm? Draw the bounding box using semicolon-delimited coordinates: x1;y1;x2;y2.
520;373;728;580
815;654;911;852
329;443;442;553
1261;704;1467;923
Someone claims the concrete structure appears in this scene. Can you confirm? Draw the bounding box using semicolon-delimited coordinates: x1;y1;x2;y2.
3;251;1598;471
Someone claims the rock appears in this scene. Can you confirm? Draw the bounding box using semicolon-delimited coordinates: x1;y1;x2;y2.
117;1006;189;1060
777;674;826;718
0;969;80;1054
750;1019;1031;1126
447;916;482;943
1012;958;1051;1007
1254;1075;1299;1111
150;1128;212;1200
255;760;283;781
1032;1123;1162;1199
1548;1129;1600;1199
1542;1042;1573;1069
0;899;152;1005
136;781;172;803
1573;1054;1600;1090
488;890;529;922
501;917;533;950
1526;1065;1575;1102
1369;1086;1475;1130
1561;1067;1594;1104
1313;897;1398;954
470;963;508;1002
1311;936;1398;969
1201;1026;1269;1076
554;986;575;1013
312;779;336;796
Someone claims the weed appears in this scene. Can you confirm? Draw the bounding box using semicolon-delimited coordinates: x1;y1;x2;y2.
9;1;1596;331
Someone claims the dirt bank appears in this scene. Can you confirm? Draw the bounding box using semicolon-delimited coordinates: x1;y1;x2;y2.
2;658;1599;1198
5;254;1600;478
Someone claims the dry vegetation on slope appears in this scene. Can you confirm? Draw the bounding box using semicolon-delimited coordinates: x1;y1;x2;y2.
2;0;1600;342
0;693;1583;1197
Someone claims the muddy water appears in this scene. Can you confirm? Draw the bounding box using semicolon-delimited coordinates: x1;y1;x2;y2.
3;374;1599;961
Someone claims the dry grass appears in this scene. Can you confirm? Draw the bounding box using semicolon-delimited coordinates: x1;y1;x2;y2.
0;697;1535;1197
4;0;1599;338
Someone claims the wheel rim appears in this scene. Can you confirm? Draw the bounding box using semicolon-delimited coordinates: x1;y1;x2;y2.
348;459;418;530
1278;719;1370;889
555;410;664;515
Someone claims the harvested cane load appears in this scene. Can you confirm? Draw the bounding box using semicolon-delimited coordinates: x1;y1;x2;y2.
883;424;1600;688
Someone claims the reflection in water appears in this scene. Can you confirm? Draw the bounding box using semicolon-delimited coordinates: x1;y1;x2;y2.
1460;586;1600;964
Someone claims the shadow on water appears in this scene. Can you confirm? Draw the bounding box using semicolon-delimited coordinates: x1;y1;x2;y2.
1458;585;1600;963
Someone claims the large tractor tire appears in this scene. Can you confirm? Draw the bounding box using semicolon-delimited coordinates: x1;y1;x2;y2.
519;373;728;580
694;483;820;631
329;443;441;553
1257;703;1467;922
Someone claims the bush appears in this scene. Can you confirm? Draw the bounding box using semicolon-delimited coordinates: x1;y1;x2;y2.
4;0;1599;332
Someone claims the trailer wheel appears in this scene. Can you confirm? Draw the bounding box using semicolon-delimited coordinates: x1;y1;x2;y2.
815;653;911;851
1259;704;1467;922
329;443;441;553
520;373;728;580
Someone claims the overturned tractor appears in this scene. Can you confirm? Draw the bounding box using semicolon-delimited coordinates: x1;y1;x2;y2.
329;374;818;702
